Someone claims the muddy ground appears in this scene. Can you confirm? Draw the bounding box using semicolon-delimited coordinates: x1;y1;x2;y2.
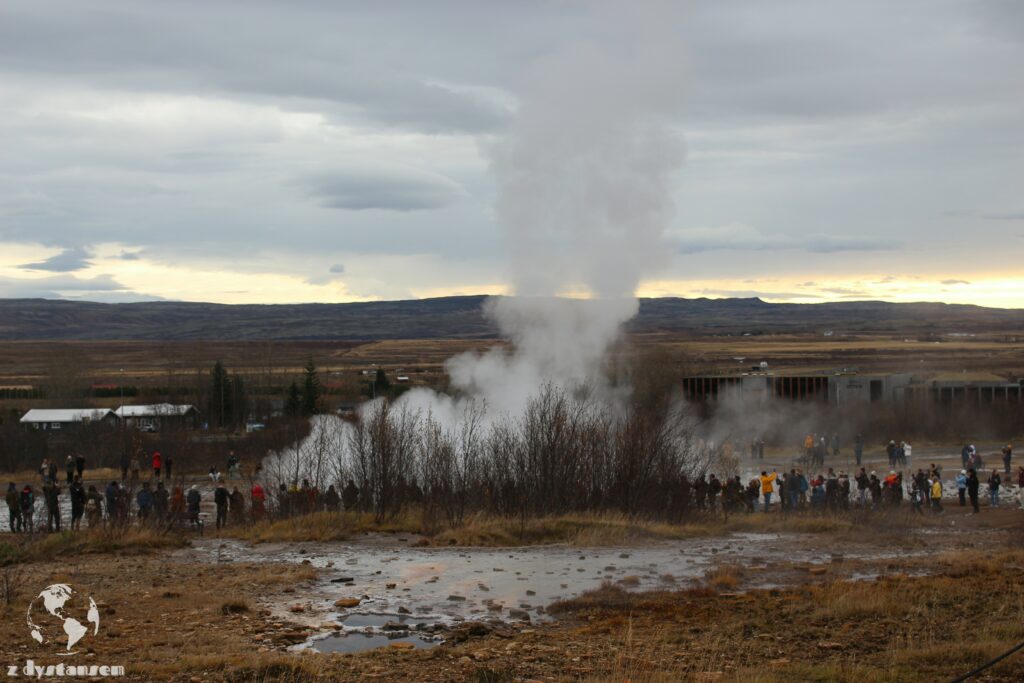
1;504;1022;682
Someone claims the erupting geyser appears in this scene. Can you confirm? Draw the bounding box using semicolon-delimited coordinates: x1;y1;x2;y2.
421;0;687;418
267;0;690;482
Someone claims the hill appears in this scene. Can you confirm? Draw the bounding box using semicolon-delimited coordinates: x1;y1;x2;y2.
0;296;1021;341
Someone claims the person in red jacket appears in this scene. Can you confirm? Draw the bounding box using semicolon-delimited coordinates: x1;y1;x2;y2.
152;450;162;480
251;483;266;521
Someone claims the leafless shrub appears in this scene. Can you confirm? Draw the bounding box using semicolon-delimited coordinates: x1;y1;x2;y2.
1;564;27;606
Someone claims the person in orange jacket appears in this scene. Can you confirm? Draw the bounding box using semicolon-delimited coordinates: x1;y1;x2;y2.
152;450;162;480
760;470;778;512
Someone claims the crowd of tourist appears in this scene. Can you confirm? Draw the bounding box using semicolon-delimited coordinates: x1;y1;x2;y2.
3;440;1020;534
0;449;372;534
688;462;1024;516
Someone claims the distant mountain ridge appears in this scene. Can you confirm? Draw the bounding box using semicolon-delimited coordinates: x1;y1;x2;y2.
0;296;1021;341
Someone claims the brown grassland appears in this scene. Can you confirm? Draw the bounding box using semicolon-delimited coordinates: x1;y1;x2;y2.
218;508;856;547
3;332;1023;394
0;506;1021;681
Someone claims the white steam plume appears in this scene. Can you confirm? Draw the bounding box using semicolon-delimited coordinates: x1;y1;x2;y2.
267;3;689;480
443;0;688;415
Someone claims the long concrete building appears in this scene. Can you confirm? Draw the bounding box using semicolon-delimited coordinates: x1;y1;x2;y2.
682;371;1022;406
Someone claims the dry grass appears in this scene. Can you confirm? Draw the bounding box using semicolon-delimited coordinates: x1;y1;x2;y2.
812;579;911;620
430;510;854;546
142;655;323;683
3;526;187;563
220;597;252;615
219;508;876;548
431;512;695;547
221;510;423;544
549;544;1024;682
0;519;1021;682
704;564;743;591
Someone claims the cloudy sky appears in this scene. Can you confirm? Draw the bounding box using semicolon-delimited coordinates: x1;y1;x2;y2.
1;0;1022;306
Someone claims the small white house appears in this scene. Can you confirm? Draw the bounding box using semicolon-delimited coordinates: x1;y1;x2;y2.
20;408;117;431
115;404;199;431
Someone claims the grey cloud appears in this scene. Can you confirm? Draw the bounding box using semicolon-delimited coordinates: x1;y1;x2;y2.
946;209;1024;221
982;212;1024;221
19;245;93;272
803;236;901;254
820;286;870;298
305;263;347;286
61;291;166;303
698;289;814;301
941;279;970;285
0;1;514;134
672;225;900;254
302;169;465;212
0;273;142;299
0;1;1021;302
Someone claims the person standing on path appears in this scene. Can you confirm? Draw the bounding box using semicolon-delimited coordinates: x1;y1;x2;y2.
956;470;967;507
214;479;229;529
105;481;120;525
64;455;75;485
967;469;980;513
6;482;21;533
1002;444;1013;475
153;481;169;520
85;485;103;528
251;483;266;521
43;480;61;532
988;470;1001;508
152;450;162;480
69;476;85;531
1017;467;1024;510
855;468;869;507
760;470;778;513
137;482;153;522
186;485;202;531
930;476;943;514
854;434;864;466
20;485;35;532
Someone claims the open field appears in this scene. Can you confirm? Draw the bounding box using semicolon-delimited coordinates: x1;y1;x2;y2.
2;330;1022;395
1;506;1022;681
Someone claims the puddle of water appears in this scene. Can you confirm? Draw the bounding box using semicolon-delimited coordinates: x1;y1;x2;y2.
339;613;417;629
184;530;935;654
307;631;439;654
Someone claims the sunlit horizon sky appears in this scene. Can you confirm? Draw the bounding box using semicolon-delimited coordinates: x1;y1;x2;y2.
2;1;1023;308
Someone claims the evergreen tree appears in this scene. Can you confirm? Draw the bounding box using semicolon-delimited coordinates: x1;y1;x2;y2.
373;368;390;398
232;374;248;427
211;361;233;428
285;381;302;418
302;358;320;416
